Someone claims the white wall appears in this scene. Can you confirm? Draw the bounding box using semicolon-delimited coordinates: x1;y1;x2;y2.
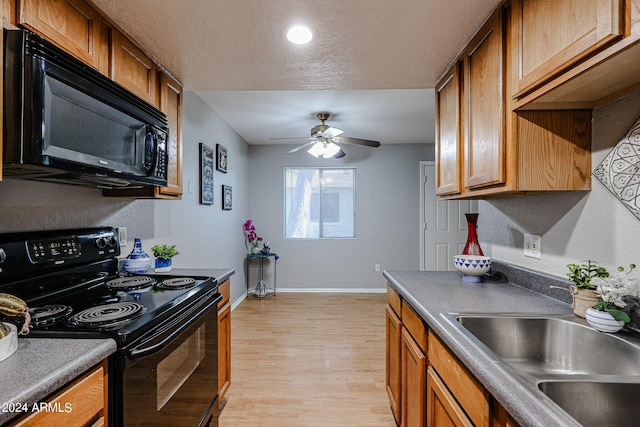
247;143;434;290
480;91;640;279
0;91;251;303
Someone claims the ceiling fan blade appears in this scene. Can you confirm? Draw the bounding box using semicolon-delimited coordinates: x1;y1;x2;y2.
286;140;317;153
334;149;346;159
339;136;381;148
322;126;344;138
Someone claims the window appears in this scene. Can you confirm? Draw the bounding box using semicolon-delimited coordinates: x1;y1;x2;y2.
284;168;355;239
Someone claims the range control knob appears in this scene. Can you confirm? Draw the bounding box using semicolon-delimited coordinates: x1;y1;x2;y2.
107;236;117;247
0;248;6;263
95;237;107;249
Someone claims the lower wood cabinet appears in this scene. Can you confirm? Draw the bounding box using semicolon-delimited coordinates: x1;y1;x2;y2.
385;285;427;427
217;279;231;404
385;284;521;427
385;304;401;421
9;360;108;427
428;333;489;427
426;368;472;427
401;327;427;427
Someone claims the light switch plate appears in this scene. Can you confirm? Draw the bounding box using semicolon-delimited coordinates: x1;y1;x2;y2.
117;227;127;247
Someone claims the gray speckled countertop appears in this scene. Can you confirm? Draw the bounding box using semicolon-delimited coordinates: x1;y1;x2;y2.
383;269;582;427
0;338;116;425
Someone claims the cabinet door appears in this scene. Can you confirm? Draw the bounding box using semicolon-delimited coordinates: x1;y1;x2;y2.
159;72;183;198
426;368;473;427
385;304;402;424
463;8;506;190
111;30;158;107
514;0;623;98
18;0;109;74
217;301;231;401
401;328;426;427
435;61;462;196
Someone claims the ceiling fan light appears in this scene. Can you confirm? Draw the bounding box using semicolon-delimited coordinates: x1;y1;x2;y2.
307;142;324;158
286;25;313;45
323;142;341;158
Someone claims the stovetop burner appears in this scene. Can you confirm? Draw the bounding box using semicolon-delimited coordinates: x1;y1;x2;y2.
155;277;197;290
68;301;147;329
106;276;156;291
29;304;73;328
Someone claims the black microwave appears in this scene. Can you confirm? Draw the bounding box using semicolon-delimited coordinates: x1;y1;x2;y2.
3;29;168;188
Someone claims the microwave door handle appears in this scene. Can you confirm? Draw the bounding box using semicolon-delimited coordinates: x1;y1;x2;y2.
144;126;158;176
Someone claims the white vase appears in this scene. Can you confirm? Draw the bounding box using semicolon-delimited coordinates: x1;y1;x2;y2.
585;307;625;333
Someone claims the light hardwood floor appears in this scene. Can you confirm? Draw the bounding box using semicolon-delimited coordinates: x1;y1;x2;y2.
219;293;396;427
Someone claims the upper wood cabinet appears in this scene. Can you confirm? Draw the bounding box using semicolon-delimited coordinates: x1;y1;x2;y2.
18;0;109;75
435;2;593;199
513;0;624;98
514;0;640;109
111;30;159;107
435;62;462;196
158;72;183;198
463;9;506;190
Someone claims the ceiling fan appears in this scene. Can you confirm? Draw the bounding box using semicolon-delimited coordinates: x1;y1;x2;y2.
275;112;381;158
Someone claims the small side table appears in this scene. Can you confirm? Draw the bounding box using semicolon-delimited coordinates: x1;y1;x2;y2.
246;253;278;298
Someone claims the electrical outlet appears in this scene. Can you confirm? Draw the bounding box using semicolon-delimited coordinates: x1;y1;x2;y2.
375;264;381;272
117;227;127;247
524;234;541;259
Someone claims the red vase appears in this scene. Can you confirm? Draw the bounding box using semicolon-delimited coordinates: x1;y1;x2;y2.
462;213;484;256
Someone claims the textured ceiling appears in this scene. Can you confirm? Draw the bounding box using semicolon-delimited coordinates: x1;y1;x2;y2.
90;0;502;146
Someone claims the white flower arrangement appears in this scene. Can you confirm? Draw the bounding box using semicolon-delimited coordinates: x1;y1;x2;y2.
590;264;639;322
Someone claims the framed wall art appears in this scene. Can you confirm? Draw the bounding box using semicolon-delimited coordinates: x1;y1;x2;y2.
222;185;232;210
199;143;214;205
216;144;228;173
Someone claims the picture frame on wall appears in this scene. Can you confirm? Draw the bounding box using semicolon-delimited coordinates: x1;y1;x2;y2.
199;143;214;205
216;144;228;173
222;185;232;210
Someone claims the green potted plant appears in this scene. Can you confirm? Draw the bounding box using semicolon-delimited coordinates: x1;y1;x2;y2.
151;244;180;272
566;260;609;318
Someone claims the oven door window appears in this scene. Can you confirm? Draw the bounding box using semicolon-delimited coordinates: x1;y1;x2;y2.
157;325;206;410
123;307;218;427
42;74;147;176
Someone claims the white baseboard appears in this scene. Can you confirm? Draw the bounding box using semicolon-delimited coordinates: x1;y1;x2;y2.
273;288;386;294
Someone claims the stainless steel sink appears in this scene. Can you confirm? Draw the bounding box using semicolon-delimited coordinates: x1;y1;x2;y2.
445;313;640;426
538;380;640;427
455;315;640;376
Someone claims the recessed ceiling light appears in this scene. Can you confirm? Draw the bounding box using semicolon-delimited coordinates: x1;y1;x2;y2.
286;25;313;45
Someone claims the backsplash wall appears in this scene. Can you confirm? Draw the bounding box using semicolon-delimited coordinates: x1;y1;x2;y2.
480;90;640;279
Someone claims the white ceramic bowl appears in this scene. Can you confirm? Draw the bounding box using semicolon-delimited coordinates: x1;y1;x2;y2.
453;255;491;280
0;323;18;362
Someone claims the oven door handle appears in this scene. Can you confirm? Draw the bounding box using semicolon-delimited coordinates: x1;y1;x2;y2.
128;292;222;359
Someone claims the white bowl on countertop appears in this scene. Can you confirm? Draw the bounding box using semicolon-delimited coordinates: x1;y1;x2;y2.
0;322;18;363
453;255;492;282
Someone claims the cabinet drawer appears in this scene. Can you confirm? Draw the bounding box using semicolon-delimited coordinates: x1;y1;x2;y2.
428;333;489;427
11;364;105;426
401;300;427;353
386;284;401;316
218;279;230;308
426;367;473;427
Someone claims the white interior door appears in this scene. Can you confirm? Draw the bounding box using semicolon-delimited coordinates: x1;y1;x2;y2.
420;161;478;271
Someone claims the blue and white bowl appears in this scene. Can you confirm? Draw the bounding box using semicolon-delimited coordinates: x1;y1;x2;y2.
585;307;625;333
453;255;491;282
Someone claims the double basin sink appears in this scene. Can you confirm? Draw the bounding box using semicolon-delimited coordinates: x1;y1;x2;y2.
446;314;640;426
